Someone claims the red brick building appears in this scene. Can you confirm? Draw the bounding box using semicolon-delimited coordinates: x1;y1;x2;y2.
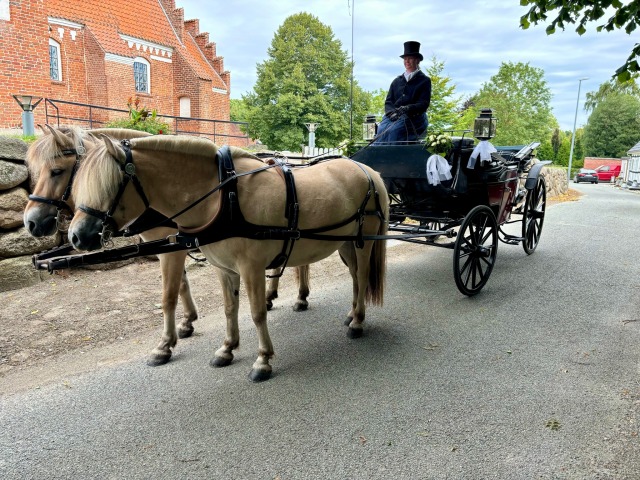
0;0;239;143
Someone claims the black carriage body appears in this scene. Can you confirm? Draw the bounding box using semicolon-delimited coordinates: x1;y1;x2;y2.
352;138;548;296
351;139;521;224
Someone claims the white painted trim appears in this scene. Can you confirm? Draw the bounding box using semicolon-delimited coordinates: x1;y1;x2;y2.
0;0;10;21
120;34;173;57
150;55;172;64
105;53;135;65
48;17;83;29
212;87;228;94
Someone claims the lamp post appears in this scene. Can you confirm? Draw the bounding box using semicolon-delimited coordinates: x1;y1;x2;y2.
12;94;43;136
567;78;588;183
304;123;318;151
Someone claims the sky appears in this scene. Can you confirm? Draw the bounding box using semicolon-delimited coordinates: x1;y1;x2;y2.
178;0;635;132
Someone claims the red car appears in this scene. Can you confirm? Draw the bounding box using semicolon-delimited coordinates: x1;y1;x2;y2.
594;165;621;182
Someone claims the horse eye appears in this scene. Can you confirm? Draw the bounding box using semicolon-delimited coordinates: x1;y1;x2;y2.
51;169;64;177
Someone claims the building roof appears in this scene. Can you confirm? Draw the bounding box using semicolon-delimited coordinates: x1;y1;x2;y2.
47;0;227;89
628;140;640;156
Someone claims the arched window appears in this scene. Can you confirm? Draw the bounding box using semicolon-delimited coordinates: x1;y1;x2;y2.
133;57;150;93
49;38;62;81
179;96;191;117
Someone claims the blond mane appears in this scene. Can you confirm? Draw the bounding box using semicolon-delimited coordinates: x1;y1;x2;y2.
25;125;90;175
73;134;263;209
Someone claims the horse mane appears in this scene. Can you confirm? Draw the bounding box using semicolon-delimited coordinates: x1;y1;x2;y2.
25;125;90;175
73;141;123;209
74;134;264;209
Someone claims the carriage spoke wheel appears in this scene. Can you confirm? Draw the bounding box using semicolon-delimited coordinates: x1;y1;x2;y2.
522;175;546;255
453;205;498;296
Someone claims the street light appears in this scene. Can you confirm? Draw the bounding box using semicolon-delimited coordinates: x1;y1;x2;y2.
567;78;588;183
12;94;43;136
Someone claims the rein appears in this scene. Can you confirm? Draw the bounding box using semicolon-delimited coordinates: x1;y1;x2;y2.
71;143;386;273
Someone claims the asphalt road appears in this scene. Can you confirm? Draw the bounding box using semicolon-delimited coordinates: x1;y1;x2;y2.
2;182;639;479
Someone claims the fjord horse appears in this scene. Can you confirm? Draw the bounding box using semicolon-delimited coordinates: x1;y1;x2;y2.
68;135;389;381
24;126;310;366
23;126;200;365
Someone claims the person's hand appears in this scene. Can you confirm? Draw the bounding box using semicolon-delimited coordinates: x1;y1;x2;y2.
387;106;408;122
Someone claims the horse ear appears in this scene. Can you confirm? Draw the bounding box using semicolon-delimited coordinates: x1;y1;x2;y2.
37;124;47;134
101;134;126;162
45;124;68;147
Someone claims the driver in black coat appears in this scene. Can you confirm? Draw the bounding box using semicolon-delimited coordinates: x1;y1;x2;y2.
373;41;431;144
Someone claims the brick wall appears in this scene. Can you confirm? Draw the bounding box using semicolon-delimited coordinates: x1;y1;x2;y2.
0;0;50;128
0;0;234;142
583;158;622;170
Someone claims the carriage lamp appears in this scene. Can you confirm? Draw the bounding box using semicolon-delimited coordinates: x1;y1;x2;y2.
12;94;43;136
473;108;497;141
362;115;377;141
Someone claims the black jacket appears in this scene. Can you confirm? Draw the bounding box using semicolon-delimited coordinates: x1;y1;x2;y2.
384;70;431;117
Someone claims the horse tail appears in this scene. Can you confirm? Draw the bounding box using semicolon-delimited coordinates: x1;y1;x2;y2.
365;180;389;307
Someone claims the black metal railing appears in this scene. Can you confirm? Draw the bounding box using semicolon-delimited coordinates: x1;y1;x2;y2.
44;98;250;145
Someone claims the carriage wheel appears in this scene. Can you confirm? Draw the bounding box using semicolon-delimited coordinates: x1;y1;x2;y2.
522;175;546;255
453;205;498;296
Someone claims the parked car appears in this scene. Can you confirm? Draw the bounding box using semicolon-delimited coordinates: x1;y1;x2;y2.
594;165;621;182
574;168;599;184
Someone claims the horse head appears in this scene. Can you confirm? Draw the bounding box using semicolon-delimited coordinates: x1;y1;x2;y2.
69;134;146;251
23;125;93;237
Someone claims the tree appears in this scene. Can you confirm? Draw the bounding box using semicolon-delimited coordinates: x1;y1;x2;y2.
424;56;461;132
243;13;368;150
520;0;640;81
583;93;640;157
551;127;562;161
466;62;556;145
584;77;640;113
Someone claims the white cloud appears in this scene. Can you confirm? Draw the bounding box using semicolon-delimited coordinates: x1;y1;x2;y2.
179;0;634;130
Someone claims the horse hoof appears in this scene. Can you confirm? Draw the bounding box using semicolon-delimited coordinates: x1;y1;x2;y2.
249;368;272;382
147;352;171;366
293;302;308;312
347;327;363;339
344;316;353;326
177;325;194;339
210;355;233;368
266;300;274;311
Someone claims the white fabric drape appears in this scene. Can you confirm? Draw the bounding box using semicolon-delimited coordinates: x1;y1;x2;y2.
426;154;452;186
468;140;497;169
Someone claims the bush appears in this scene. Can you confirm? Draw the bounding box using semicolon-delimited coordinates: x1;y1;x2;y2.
105;96;171;135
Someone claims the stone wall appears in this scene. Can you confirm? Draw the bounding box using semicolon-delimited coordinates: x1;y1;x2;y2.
542;165;569;197
0;137;59;292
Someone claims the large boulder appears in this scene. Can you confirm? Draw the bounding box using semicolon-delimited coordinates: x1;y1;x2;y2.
0;137;28;162
0;186;29;229
0;159;28;190
0;255;47;292
0;227;59;258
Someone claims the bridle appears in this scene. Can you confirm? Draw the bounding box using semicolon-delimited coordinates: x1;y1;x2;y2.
28;144;86;232
77;139;150;246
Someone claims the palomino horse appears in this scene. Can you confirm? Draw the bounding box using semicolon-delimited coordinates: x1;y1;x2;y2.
68;135;389;381
24;126;311;366
23;126;199;366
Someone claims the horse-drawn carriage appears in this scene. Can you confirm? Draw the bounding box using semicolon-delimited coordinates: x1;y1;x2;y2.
25;109;549;381
352;120;549;295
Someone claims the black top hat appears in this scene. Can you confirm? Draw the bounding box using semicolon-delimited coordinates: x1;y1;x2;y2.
400;41;423;61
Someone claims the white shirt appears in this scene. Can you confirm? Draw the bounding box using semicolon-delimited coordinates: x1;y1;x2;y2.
404;70;418;82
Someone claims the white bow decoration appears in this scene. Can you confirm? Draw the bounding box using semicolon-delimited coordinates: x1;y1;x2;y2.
468;140;497;169
426;154;452;186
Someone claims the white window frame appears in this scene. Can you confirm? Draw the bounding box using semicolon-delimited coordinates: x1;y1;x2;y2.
179;96;191;117
0;0;10;21
49;38;62;81
133;57;150;94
